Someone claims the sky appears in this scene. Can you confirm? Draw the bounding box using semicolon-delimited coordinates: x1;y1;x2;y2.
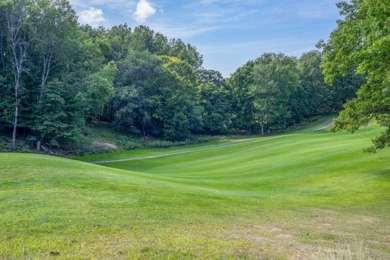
69;0;341;77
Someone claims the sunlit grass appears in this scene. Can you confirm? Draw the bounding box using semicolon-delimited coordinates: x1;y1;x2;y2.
1;121;389;258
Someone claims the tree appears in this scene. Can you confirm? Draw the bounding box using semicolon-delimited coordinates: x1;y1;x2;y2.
114;51;202;140
229;61;256;134
114;50;161;136
105;24;132;61
2;0;29;150
27;0;79;150
251;53;300;134
297;51;332;117
32;79;83;149
322;0;390;151
159;55;202;140
130;25;156;53
169;38;203;70
28;0;78;102
82;61;116;121
198;69;231;134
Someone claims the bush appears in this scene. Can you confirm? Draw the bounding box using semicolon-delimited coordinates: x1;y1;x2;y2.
123;140;144;150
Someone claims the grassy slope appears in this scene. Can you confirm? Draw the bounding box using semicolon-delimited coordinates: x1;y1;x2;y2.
0;123;389;259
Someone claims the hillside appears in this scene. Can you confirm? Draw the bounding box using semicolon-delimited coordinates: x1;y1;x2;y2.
0;122;389;259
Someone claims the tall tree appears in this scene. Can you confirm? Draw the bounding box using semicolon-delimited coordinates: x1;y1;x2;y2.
198;69;231;134
114;50;162;136
159;55;202;140
32;79;83;149
27;0;79;150
169;38;203;70
28;0;78;102
130;25;157;53
322;0;390;151
290;50;333;123
105;24;132;61
2;0;29;150
251;53;300;134
114;52;202;140
82;61;116;121
229;61;256;134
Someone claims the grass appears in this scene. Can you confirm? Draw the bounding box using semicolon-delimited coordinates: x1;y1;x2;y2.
0;119;389;258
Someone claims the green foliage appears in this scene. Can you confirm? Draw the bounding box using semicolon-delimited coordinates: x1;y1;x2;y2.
168;38;203;69
0;76;13;129
251;53;300;133
113;50;162;136
230;53;301;134
164;111;190;141
0;0;382;151
104;24;132;61
229;61;256;133
82;61;117;119
291;50;333;121
113;51;202;141
32;79;83;147
78;124;219;154
198;69;232;134
322;0;390;151
159;55;202;140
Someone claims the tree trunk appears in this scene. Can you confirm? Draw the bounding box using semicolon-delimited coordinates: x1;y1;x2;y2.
6;3;28;151
39;52;52;102
12;78;20;151
11;96;18;150
137;114;146;136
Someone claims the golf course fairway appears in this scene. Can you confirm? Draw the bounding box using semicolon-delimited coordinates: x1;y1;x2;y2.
1;122;389;258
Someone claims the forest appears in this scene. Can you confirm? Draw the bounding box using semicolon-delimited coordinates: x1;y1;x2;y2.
0;0;388;153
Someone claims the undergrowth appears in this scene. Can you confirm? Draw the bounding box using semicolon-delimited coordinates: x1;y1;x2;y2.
0;125;220;156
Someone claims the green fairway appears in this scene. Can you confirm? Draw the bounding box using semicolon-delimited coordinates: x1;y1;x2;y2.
1;123;389;258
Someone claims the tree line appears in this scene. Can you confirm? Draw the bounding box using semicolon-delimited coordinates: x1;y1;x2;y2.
1;0;386;152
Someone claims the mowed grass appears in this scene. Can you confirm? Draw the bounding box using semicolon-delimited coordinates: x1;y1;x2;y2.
1;123;389;259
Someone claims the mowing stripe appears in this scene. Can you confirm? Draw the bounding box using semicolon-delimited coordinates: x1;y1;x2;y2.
92;123;331;164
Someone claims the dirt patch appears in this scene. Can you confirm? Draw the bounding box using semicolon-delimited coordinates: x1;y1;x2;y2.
93;141;118;150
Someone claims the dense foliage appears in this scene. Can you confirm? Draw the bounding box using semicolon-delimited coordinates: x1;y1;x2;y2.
229;51;360;134
0;0;366;152
322;0;390;151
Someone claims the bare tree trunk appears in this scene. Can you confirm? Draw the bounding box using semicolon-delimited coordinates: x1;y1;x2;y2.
6;2;28;150
12;85;19;150
36;51;53;151
39;51;52;101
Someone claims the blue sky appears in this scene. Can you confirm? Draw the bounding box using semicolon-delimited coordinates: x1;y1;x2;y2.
69;0;341;77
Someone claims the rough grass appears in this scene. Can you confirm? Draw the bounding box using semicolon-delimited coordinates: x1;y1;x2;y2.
80;124;221;154
0;121;389;259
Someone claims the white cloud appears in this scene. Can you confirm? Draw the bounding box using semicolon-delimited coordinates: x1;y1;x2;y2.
133;0;156;24
149;23;219;39
78;7;107;27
